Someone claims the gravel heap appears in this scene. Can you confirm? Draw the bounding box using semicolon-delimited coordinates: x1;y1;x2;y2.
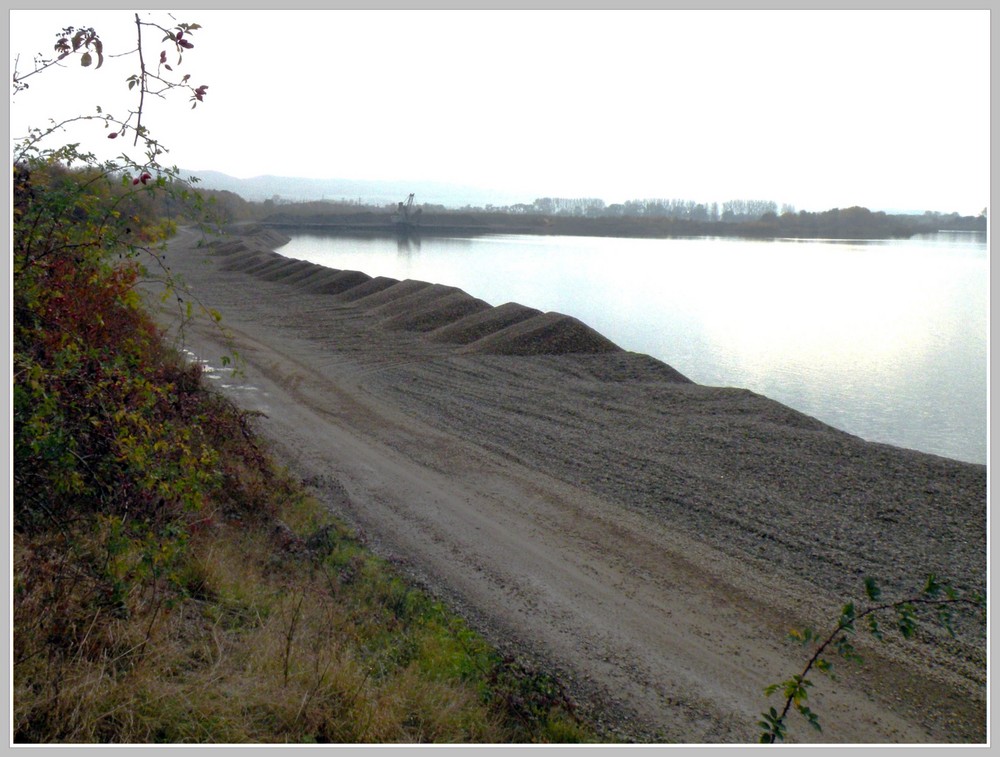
428;302;543;345
209;238;631;357
460;311;623;355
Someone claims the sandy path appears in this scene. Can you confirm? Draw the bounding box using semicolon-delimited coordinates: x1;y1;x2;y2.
151;226;986;743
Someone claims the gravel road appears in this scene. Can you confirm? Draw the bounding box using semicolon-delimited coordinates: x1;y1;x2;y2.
151;225;986;743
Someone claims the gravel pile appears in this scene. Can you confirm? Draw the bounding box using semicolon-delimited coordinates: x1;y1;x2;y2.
307;270;373;296
217;250;272;271
428;302;543;345
383;292;493;332
368;283;466;316
257;259;321;283
462;311;624;355
351;279;433;308
336;276;400;302
243;255;292;276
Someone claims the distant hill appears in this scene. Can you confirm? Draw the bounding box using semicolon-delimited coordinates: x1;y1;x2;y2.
179;170;530;209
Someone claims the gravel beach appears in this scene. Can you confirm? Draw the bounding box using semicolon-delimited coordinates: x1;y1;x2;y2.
152;224;987;743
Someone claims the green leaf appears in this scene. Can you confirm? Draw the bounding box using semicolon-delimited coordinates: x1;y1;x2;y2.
839;601;856;629
937;606;956;638
788;627;814;645
923;574;942;598
784;675;812;704
797;704;822;732
897;604;917;639
864;576;881;601
834;635;862;663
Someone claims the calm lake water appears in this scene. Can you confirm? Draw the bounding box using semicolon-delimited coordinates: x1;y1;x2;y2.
277;230;988;465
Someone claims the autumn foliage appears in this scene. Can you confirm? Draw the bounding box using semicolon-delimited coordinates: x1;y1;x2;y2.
12;147;321;738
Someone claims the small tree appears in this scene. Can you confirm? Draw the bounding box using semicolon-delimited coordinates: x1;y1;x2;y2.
12;13;236;337
758;575;986;743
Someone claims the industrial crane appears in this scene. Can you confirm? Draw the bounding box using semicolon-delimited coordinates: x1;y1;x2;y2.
392;193;422;229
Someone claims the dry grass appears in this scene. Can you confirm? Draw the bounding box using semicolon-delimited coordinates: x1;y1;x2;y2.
14;467;591;744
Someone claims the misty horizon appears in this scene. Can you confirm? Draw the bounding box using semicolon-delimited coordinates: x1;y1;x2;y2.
182;168;985;219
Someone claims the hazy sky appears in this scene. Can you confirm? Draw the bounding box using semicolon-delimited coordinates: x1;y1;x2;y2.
9;9;990;214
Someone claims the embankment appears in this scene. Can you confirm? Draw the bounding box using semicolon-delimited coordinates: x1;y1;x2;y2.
158;224;987;743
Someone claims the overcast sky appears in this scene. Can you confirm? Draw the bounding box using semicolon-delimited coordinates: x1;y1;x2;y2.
9;9;990;214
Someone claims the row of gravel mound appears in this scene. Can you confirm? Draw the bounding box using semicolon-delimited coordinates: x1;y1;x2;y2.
217;223;292;250
209;239;655;358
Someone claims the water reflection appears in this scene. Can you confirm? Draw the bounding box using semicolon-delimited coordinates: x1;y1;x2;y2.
396;234;421;256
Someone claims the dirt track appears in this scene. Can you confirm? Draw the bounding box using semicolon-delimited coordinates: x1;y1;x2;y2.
152;225;986;743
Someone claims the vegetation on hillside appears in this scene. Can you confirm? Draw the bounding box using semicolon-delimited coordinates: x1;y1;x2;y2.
11;15;592;744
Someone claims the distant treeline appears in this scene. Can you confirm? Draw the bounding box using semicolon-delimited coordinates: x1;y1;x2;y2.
191;187;987;240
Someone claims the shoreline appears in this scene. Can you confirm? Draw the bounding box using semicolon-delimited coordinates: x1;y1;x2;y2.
157;224;987;742
246;222;986;465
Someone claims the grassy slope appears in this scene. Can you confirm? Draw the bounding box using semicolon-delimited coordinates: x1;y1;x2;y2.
12;165;592;744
